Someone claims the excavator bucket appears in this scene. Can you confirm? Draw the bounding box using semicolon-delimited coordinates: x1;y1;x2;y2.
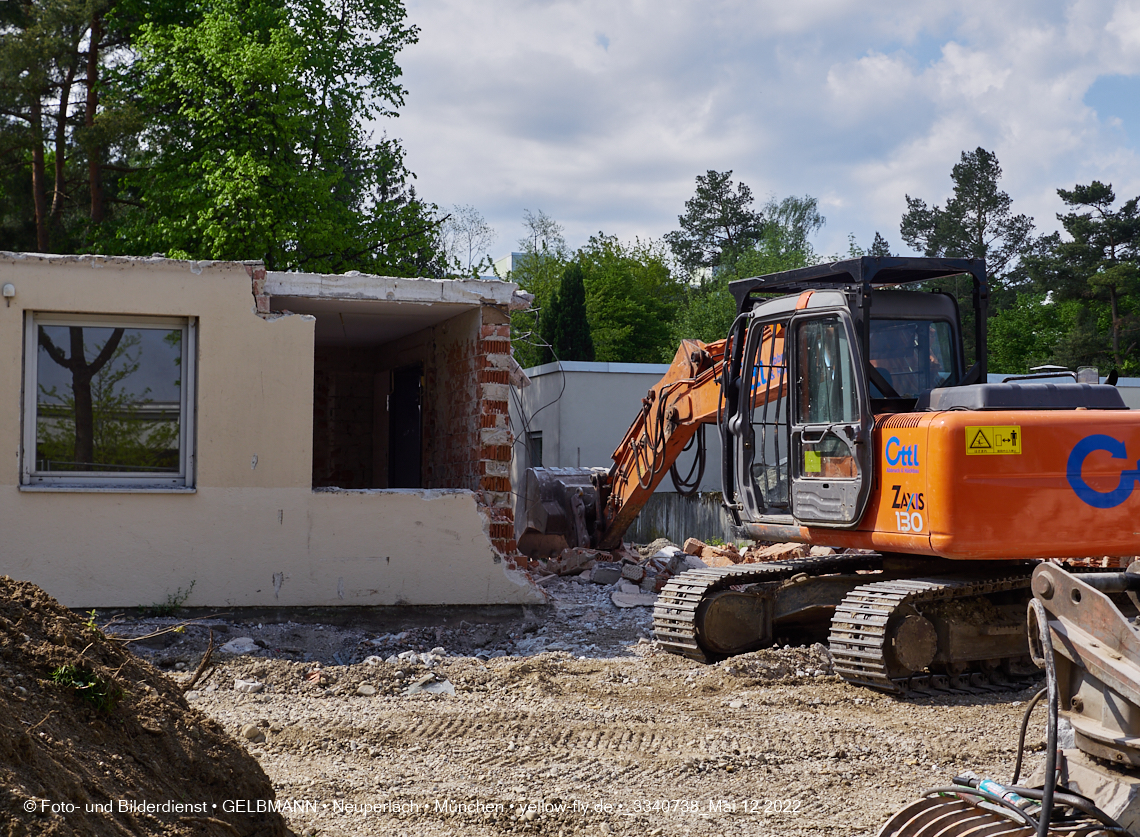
515;467;607;558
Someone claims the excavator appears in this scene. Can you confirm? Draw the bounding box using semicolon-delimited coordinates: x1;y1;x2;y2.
516;256;1139;696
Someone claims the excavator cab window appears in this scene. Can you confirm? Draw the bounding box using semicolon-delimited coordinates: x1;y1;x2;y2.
743;322;791;514
796;318;858;480
868;319;956;399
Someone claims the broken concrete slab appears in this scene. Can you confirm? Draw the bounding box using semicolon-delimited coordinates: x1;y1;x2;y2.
611;590;658;608
590;562;622;585
221;637;258;654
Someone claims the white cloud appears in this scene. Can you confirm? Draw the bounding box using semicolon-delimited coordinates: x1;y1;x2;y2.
385;0;1140;259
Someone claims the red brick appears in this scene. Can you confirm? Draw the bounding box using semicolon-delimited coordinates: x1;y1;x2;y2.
481;400;508;415
480;444;511;461
480;475;510;492
479;369;509;385
482;340;510;354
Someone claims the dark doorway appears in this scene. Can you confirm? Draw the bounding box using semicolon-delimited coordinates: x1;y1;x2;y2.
388;363;423;488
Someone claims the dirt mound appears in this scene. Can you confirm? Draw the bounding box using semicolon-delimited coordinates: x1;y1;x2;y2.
0;577;290;837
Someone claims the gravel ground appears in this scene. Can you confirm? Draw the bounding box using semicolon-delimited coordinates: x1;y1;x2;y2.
114;575;1049;837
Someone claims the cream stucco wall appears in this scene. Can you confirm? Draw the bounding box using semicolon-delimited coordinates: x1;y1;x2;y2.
0;253;541;608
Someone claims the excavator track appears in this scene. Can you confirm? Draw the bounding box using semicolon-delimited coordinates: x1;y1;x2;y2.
653;552;885;662
828;571;1035;696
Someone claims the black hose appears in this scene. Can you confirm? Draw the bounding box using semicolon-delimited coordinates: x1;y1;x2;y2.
920;787;1040;831
1029;598;1059;837
669;425;706;496
1011;687;1047;786
1005;786;1130;834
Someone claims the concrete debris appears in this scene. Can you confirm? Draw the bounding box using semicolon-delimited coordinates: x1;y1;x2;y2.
405;673;455;696
611;590;658;609
546;547;603;576
362;655;383;665
221;637;259;654
589;562;623;585
621;563;646;582
234;678;265;693
682;538;705;556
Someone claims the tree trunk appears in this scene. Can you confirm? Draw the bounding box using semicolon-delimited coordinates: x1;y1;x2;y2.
29;97;50;252
50;63;78;229
87;13;104;224
1111;287;1122;370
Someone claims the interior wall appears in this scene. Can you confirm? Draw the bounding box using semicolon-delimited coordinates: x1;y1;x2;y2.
309;307;488;492
312;346;386;489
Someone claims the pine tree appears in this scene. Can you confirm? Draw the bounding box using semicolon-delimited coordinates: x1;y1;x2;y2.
544;263;594;363
869;232;891;257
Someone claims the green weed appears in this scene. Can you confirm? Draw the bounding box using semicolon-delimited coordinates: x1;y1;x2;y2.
51;665;122;713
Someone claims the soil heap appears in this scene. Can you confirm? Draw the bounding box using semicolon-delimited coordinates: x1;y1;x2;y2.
0;576;290;837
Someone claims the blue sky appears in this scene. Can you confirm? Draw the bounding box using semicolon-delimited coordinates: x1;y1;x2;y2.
386;0;1140;262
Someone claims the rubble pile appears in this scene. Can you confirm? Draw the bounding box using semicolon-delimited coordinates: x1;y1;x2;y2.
0;577;288;837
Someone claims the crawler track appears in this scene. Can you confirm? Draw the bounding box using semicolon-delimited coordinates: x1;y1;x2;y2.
828;571;1034;695
652;553;885;662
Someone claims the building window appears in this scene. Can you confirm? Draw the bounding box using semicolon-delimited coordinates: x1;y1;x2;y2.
22;313;196;488
527;431;543;467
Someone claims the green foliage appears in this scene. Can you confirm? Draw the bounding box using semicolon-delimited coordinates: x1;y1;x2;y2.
51;664;122;713
869;232;892;257
1025;182;1140;373
95;0;437;274
577;235;682;363
541;263;594;363
670;219;819;346
509;210;571;368
1;0;443;274
138;580;196;617
665;170;766;277
986;293;1065;374
900;147;1036;288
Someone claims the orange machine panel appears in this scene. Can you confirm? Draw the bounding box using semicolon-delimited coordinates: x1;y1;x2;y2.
920;410;1140;560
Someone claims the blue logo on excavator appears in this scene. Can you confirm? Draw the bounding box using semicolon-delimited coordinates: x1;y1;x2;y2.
1067;434;1140;509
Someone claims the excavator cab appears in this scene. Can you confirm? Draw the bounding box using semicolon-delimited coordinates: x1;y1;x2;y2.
722;257;982;539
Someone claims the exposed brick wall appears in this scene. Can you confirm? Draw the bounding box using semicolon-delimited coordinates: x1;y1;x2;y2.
424;311;519;560
477;318;518;559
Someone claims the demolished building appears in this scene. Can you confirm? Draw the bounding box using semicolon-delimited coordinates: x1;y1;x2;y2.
0;252;542;608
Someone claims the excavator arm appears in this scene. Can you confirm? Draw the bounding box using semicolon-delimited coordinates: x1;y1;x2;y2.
595;338;725;549
516;325;788;557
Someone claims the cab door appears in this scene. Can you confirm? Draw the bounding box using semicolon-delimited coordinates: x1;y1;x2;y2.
788;311;873;527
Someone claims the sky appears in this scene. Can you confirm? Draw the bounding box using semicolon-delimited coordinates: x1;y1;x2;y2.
384;0;1140;263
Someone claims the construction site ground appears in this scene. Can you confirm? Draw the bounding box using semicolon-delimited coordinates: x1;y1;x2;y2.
105;571;1050;837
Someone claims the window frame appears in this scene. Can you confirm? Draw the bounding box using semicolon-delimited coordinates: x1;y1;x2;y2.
21;312;197;490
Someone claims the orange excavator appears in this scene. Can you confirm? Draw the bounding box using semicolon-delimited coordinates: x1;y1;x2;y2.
517;256;1140;695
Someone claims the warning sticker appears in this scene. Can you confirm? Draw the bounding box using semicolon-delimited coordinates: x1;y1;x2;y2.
966;425;1022;455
